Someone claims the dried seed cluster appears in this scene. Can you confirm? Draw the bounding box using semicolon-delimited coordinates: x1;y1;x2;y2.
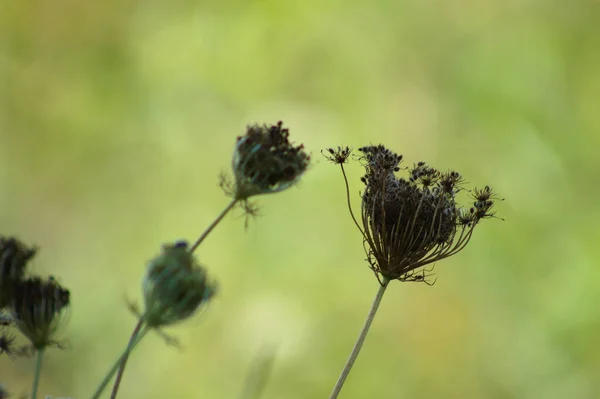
0;237;36;308
322;146;353;165
0;236;71;353
323;144;500;284
231;121;310;199
357;145;498;283
11;276;70;349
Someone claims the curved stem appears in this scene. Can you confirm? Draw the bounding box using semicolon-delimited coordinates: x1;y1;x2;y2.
329;277;390;399
31;347;45;399
340;164;365;237
109;319;145;399
189;199;238;253
90;325;150;399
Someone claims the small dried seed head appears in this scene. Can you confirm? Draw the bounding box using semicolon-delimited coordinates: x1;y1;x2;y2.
409;161;439;187
10;276;70;349
359;145;403;174
231;121;310;199
470;185;501;220
355;144;499;284
322;146;353;165
0;237;37;309
142;241;217;328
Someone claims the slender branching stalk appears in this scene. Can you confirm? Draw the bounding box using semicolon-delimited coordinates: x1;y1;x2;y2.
2;122;311;399
109;319;145;399
105;197;235;398
31;347;45;399
90;325;151;399
329;276;390;399
340;164;365;237
189;199;238;253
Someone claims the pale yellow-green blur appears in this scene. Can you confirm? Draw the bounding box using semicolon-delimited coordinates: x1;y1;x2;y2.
1;0;598;398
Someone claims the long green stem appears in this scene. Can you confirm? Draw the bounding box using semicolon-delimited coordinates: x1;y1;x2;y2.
189;199;238;253
109;319;145;399
90;325;150;399
329;277;390;399
31;347;45;399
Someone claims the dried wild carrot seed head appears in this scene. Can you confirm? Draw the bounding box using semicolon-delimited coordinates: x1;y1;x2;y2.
11;276;70;349
323;144;501;285
357;145;499;284
230;121;310;200
0;237;37;309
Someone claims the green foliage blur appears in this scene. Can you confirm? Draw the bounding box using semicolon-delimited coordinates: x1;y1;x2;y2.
1;0;599;398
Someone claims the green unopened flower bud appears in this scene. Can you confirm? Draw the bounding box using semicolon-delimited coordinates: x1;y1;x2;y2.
0;237;37;309
11;276;70;349
232;121;310;199
142;241;216;328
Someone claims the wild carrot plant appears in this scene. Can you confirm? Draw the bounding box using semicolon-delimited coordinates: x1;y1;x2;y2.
0;132;501;399
0;121;310;399
323;145;501;399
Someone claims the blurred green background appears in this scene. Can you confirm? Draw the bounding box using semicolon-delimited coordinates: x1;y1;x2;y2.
1;0;599;398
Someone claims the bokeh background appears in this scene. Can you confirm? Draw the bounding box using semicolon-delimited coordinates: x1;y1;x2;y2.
1;0;599;398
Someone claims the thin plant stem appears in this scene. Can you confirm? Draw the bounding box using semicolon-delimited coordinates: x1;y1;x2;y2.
189;199;238;253
31;347;45;399
109;319;145;399
340;164;365;237
329;277;390;399
90;324;151;399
